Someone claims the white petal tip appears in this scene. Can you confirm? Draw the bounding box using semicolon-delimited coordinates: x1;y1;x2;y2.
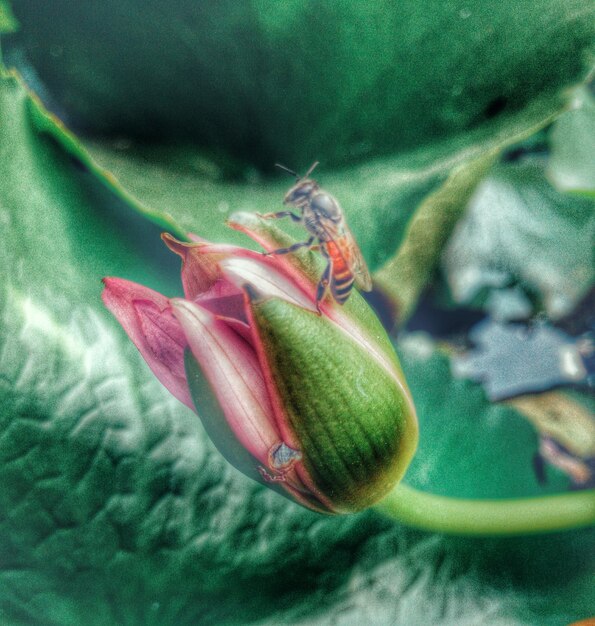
220;257;316;312
170;298;213;326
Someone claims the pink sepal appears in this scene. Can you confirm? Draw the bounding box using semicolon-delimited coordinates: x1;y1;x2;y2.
102;277;193;409
161;233;224;300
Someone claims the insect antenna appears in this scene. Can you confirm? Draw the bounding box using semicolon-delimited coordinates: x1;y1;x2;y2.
275;163;299;179
303;161;319;178
275;161;320;180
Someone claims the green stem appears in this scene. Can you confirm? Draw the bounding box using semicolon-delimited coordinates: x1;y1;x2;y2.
375;483;595;535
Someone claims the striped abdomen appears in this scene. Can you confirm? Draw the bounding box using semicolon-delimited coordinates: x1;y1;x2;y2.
325;238;355;304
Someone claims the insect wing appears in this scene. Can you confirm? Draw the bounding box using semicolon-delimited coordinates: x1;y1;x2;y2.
319;218;373;292
342;223;373;292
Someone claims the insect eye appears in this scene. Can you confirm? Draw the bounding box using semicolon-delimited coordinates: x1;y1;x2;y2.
286;184;310;202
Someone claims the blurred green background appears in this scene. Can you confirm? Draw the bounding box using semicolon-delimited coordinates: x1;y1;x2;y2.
0;1;594;624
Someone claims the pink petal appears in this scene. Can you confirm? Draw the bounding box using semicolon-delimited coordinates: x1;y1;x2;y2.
219;257;316;313
170;298;282;465
171;299;318;505
187;232;208;243
194;284;252;342
102;278;192;409
163;234;302;305
190;279;247;322
163;232;317;314
161;233;223;300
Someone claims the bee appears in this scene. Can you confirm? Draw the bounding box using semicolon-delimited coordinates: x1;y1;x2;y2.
260;162;372;310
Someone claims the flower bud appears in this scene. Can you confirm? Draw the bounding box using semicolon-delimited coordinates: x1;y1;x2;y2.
102;213;418;513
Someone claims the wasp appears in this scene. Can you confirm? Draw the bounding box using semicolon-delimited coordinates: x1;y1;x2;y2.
260;162;372;310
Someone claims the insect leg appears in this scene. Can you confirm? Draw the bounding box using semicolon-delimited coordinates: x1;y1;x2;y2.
264;235;315;256
258;210;302;222
316;257;332;314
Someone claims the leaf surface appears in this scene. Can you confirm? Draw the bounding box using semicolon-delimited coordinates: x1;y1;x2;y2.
442;161;595;319
5;0;595;169
1;73;594;625
548;85;595;198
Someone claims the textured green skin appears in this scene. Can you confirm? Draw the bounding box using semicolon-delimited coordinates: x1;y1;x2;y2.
251;297;415;512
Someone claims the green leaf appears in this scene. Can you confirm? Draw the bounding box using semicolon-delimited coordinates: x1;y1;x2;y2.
0;0;17;34
78;136;460;267
397;335;571;496
1;71;594;625
441;160;595;319
70;91;564;278
548;85;595;198
373;150;497;323
4;0;595;169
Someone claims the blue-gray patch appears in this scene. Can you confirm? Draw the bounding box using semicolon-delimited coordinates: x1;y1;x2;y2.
270;442;302;469
451;318;590;401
